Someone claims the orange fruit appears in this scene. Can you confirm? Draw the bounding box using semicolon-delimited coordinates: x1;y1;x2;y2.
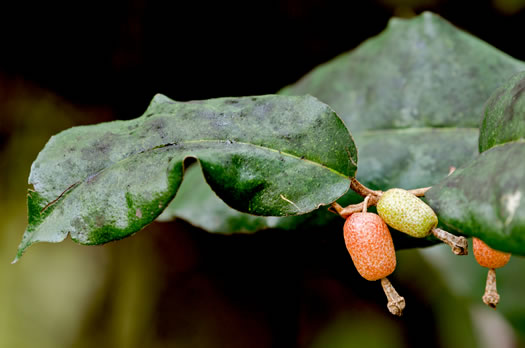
344;212;396;281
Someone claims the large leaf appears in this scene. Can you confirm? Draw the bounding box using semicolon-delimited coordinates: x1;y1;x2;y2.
426;141;525;255
16;94;357;261
163;12;524;244
428;71;525;254
352;128;478;191
280;12;525;132
479;71;525;153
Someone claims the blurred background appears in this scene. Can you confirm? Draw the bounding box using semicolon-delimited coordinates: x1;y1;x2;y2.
1;0;525;347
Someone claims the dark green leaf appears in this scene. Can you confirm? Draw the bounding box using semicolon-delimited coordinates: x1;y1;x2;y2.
353;128;479;191
16;94;357;261
157;164;293;233
280;12;525;132
164;12;512;244
479;71;525;153
158;163;347;233
426;141;525;255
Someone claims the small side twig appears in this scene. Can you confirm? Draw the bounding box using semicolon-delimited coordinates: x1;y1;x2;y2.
330;178;431;219
328;202;344;216
342;196;380;217
350;178;382;198
381;277;405;316
408;187;431;197
483;268;500;309
431;228;468;255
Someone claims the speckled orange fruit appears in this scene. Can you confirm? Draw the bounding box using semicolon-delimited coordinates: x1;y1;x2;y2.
344;212;396;281
473;238;511;269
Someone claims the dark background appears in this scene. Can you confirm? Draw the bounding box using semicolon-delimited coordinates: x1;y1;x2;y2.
2;0;525;116
1;1;525;347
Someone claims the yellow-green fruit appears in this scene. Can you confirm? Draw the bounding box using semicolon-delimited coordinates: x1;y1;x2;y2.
376;188;438;238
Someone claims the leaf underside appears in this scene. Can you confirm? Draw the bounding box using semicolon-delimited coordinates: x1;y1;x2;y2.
16;94;357;261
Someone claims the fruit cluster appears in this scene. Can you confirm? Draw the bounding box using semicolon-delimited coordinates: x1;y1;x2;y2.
332;181;511;315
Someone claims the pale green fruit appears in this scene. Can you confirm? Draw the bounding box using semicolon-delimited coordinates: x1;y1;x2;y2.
376;188;438;238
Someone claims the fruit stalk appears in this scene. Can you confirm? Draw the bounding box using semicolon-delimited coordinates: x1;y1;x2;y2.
431;228;468;255
482;268;500;309
381;277;405;316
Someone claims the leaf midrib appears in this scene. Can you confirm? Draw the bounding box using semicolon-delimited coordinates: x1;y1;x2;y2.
40;138;352;212
156;139;351;179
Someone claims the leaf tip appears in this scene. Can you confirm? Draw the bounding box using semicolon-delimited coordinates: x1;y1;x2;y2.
12;237;32;264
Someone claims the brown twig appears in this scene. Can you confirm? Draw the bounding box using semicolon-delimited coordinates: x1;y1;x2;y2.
483;268;500;309
350;178;382;198
381;277;405;316
328;202;344;216
431;228;468;255
330;178;431;219
408;187;431;197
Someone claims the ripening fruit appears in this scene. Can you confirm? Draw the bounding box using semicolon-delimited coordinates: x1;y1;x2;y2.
473;237;511;309
473;238;511;269
376;188;437;238
344;212;396;281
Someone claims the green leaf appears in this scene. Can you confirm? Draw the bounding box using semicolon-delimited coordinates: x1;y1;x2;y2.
280;12;525;132
352;128;479;191
158;162;347;233
157;163;293;233
426;141;525;255
16;94;357;261
164;12;520;243
479;71;525;153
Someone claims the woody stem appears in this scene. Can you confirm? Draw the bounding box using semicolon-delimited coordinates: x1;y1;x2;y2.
350;178;382;198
